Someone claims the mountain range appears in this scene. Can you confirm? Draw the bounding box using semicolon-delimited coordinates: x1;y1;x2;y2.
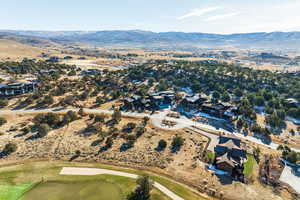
1;30;300;50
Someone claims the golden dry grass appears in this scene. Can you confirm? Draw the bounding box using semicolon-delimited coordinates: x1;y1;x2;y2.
0;39;48;61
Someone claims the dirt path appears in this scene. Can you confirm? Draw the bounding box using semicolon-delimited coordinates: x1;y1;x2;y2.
60;167;184;200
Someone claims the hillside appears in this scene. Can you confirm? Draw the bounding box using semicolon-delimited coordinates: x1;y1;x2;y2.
0;39;46;61
2;30;300;50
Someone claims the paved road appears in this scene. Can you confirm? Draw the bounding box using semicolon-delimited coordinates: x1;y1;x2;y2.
0;107;299;153
188;127;220;151
60;167;184;200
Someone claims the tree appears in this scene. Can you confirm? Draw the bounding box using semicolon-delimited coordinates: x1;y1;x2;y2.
135;125;146;138
253;146;261;162
105;137;113;148
157;139;167;151
37;124;51;137
212;91;220;99
126;135;136;147
78;108;85;116
94;115;105;123
236;118;244;130
143;116;150;125
2;142;17;155
0;117;7;126
221;92;230;102
234;88;243;97
89;114;95;120
112;109;122;123
171;135;184;152
254;96;265;107
96;96;105;105
0;99;8;108
66;111;78;121
41;95;54;105
127;175;153;200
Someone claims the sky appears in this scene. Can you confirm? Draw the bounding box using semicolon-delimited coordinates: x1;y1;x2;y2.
1;0;300;34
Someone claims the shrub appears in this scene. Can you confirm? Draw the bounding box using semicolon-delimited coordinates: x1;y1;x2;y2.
171;135;184;152
0;99;8;108
89;114;95;120
3;142;17;154
105;137;113;148
0;117;7;126
94;115;105;123
37;124;51;137
21;127;31;134
157;139;167;151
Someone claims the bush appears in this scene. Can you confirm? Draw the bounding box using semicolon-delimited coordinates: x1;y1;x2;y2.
105;137;113;148
0;99;8;108
94;115;105;123
0;117;7;126
3;142;17;154
89;114;95;120
37;124;51;137
157;139;167;151
171;135;184;152
21;127;31;135
33;113;61;127
126;135;136;147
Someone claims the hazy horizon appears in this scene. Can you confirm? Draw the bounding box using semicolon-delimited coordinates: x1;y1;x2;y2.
1;0;300;34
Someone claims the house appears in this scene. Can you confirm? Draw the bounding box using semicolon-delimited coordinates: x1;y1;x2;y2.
286;98;300;108
201;102;237;121
45;56;60;63
0;81;38;96
214;135;247;176
80;69;102;76
122;91;175;111
180;94;207;110
38;69;57;75
149;91;175;109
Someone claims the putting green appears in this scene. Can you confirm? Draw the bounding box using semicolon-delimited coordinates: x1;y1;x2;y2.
21;180;124;200
0;183;34;200
0;162;171;200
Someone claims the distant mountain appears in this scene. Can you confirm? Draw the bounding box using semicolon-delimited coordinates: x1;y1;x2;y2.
2;30;300;50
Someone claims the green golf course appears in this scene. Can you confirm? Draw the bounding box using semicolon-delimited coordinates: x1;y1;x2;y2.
0;161;205;200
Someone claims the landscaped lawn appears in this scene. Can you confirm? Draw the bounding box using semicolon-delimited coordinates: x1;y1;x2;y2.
0;183;34;200
243;154;256;178
207;151;216;164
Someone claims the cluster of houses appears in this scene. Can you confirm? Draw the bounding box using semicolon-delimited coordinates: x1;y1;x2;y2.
0;81;38;96
122;91;175;112
122;91;238;122
214;135;247;179
80;69;102;76
179;93;238;121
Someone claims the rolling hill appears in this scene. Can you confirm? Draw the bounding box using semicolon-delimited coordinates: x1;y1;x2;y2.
2;30;300;50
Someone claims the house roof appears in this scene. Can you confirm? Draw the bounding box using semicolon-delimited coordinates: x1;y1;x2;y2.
216;153;235;167
218;139;241;150
220;134;240;141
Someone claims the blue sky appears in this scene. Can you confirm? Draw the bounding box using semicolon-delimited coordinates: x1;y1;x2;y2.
1;0;300;34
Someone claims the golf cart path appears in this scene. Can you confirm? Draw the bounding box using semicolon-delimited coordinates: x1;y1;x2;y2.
60;167;184;200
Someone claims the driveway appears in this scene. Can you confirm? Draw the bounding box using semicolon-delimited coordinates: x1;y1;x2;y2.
280;164;300;193
60;167;184;200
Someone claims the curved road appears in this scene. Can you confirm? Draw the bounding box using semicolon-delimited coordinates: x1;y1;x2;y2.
0;107;299;153
60;167;184;200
